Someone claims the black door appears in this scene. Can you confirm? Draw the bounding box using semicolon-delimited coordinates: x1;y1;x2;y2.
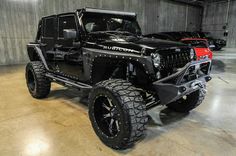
41;16;57;70
55;14;83;79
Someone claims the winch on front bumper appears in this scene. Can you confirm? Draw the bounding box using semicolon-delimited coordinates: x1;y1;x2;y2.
153;59;212;105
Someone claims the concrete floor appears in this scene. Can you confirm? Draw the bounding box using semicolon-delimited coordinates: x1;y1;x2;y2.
0;48;236;156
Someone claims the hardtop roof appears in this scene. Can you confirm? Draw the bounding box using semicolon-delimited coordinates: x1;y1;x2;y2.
41;8;136;19
81;8;136;17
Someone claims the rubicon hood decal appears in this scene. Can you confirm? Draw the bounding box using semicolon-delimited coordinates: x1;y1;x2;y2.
102;45;140;54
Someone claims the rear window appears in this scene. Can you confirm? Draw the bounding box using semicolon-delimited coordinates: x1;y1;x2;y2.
58;15;77;38
43;17;55;38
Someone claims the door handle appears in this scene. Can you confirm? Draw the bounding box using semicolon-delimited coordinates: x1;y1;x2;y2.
40;43;47;47
55;44;62;48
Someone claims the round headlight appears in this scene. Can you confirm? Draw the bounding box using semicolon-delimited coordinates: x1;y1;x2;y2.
151;53;160;68
190;49;195;59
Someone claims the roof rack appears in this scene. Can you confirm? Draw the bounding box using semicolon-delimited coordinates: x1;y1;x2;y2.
83;7;136;17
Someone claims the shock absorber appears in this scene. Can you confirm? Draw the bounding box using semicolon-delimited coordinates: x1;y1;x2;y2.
126;63;136;81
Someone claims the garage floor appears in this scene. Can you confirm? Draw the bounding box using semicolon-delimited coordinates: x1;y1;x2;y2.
0;48;236;156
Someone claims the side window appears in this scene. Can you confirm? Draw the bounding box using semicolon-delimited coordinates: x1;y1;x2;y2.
36;21;42;41
58;15;76;38
43;17;55;38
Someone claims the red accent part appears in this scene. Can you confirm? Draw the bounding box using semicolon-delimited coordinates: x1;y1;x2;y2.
194;47;213;60
180;38;213;61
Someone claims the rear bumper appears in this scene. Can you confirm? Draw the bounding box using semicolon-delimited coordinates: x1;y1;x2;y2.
215;42;226;48
153;59;212;105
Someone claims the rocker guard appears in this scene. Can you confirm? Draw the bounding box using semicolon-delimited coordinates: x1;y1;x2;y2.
153;59;212;105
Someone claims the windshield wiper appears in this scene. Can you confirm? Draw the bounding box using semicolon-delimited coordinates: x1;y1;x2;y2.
105;31;138;36
89;31;128;41
89;31;114;35
91;31;138;36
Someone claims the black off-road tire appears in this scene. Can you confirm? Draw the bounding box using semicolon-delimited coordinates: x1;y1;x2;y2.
88;79;148;150
25;61;51;99
167;89;206;113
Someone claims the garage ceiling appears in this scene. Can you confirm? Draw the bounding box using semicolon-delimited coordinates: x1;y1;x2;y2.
171;0;206;6
173;0;230;6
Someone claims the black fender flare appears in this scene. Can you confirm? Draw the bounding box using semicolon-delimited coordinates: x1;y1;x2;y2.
27;43;49;70
82;48;156;83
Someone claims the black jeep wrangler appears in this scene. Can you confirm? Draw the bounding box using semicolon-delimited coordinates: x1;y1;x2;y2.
26;8;211;149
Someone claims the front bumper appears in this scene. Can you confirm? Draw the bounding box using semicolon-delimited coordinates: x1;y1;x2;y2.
153;59;212;105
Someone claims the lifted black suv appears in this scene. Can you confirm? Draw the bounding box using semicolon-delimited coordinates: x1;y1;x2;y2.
26;8;211;149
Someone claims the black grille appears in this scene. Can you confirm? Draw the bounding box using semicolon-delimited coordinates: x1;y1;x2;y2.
160;48;191;69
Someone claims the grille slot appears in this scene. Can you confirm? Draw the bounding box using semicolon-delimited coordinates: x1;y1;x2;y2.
160;48;191;69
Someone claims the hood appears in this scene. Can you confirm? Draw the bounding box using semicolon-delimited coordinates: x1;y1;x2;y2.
85;32;188;55
194;47;213;60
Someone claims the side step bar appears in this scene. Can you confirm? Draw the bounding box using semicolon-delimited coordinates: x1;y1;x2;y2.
45;73;92;89
145;93;160;110
146;101;159;110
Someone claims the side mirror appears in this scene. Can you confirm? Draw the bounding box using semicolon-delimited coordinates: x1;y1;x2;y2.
63;29;77;39
209;44;215;50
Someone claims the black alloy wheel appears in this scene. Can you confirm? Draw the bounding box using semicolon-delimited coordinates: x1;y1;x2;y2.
93;95;121;137
27;69;36;92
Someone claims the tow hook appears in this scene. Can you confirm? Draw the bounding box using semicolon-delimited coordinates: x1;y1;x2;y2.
200;88;207;95
191;80;202;89
191;81;207;95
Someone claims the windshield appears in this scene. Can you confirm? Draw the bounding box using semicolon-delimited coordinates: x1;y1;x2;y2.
198;32;213;38
82;13;141;35
182;40;208;48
